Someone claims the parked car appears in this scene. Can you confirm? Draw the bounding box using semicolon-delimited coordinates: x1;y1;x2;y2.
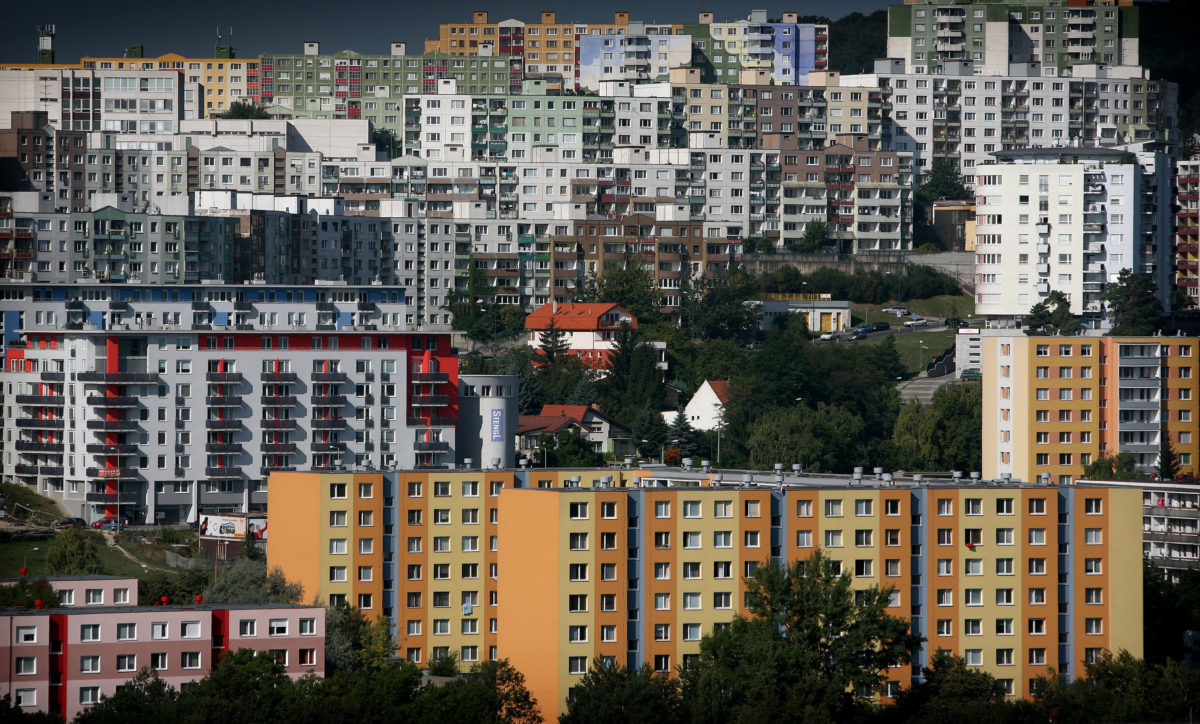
946;317;970;328
961;368;983;381
881;306;909;316
53;517;86;529
818;330;840;341
851;324;874;335
871;321;891;332
903;317;928;327
91;518;126;531
849;331;868;341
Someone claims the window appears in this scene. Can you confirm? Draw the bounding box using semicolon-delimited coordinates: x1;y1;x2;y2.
964;589;983;606
937;619;952;636
182;651;201;669
1029;528;1046;545
15;627;36;644
80;655;103;673
654;531;671;549
569;657;587;675
1084;528;1102;545
14;690;36;708
1084;558;1102;574
655;593;671;610
796;500;813;517
569;563;588;581
855;530;873;547
796;530;813;548
152;622;168;640
1028;558;1046;575
745;500;761;518
825;530;843;548
569;625;587;642
937;499;953;516
964;498;982;516
714;500;732;518
996;649;1014;666
744;531;761;548
117;623;136;640
16;657;36;675
1029;617;1046;635
937;589;953;606
569;532;588;551
713;531;731;548
855;499;873;516
965;650;982;666
683;500;701;518
1085;588;1103;605
117;654;136;672
269;619;288;636
996;498;1013;515
825;499;843;517
996;558;1014;575
1028;498;1046;515
569;502;588;519
85;589;104;605
81;624;100;642
996;528;1014;545
1084;498;1102;515
964;619;982;636
996;588;1014;605
714;592;732;609
80;687;100;705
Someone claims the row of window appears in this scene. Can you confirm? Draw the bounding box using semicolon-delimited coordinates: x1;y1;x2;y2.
935;583;1101;607
68;618;317;642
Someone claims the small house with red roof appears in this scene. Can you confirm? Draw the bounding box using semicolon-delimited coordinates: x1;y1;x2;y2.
516;403;634;458
525;302;667;371
669;379;731;432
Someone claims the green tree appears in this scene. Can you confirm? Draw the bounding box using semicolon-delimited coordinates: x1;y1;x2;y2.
793;220;828;253
219;101;271;119
371;127;400;159
668;409;699;459
917;158;973;203
583;261;661;323
599;323;664;425
1102;269;1163;335
681;549;922;722
73;669;183;724
1081;452;1143;481
0;578;60;608
182;648;301;723
137;569;210;606
202;557;303;605
890;383;982;473
1142;562;1200;663
239;528;262;560
1024;289;1080;336
538;318;569;365
886;651;1038;724
428;649;461;676
1159;438;1182;481
827;10;886;74
690;269;762;344
46;527;104;575
324;603;395;674
631;407;670;460
540;429;604;468
415;659;541;724
560;659;683;724
745;403;865;473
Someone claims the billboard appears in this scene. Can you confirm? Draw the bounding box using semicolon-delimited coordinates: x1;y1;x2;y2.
490;408;505;442
199;514;267;540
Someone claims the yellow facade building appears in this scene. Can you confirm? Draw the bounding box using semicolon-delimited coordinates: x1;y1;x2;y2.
269;467;1144;717
983;335;1199;485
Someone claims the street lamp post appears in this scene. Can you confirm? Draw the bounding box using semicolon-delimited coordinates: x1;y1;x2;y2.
21;547;39;577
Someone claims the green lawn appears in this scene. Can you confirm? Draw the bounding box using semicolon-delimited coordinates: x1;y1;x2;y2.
853;294;976;325
1;483;65;522
858;327;957;376
0;532;160;579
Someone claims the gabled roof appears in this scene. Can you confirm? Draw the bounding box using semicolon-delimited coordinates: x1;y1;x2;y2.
525;302;635;331
705;380;731;404
540;404;632;433
516;415;583;435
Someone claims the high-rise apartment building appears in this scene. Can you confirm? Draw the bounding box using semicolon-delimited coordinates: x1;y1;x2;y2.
268;467;1144;717
0;283;462;524
972;146;1175;323
1176;158;1199;305
982;335;1199;484
887;0;1139;76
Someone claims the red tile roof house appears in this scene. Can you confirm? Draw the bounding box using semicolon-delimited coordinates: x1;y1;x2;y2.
516;404;634;459
524;303;635;369
524;302;668;371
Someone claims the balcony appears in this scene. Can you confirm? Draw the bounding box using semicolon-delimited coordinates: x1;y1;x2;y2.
205;443;242;454
311;442;344;452
234;300;254;311
413;441;451;452
87;419;138;431
16;441;64;452
260;465;297;474
312;418;347;430
408;417;457;427
261;396;297;406
16;395;64;406
39;372;65;382
77;372;159;384
411;395;450;407
311;395;348;407
39;466;64;476
205;467;244;479
205;419;242;430
260;372;298;383
206;396;241;407
84;492;140;504
206;372;242;383
85;444;139;455
410;372;450;384
311;372;346;383
260;419;298;429
86;396;138;407
260;443;298;454
16;418;64;429
85;467;139;480
14;465;39;476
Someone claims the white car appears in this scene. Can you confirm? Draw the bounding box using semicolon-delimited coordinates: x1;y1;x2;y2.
881;306;909;316
902;317;927;327
818;330;839;341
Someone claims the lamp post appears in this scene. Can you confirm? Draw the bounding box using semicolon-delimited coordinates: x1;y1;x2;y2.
21;547;39;577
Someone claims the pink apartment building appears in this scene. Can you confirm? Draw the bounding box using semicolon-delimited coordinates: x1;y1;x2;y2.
2;576;324;720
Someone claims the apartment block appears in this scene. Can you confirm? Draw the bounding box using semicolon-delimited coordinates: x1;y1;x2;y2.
843;58;1176;182
982;335;1199;485
0;576;324;720
1132;481;1200;577
79;51;259;115
267;467;1143;717
0;283;463;524
1176;158;1199;305
887;0;1138;76
684;11;828;86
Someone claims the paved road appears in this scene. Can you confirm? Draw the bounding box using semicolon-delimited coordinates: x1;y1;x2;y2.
897;371;960;404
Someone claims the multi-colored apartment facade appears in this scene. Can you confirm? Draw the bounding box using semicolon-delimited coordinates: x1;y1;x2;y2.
0;575;325;720
1177;158;1199;305
267;467;1143;717
982;335;1199;484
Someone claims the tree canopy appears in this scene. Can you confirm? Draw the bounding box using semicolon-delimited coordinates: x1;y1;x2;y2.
1024;290;1080;336
202;557;303;605
219;102;271;119
47;527;104;575
680;549;922;722
1102;269;1163;335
